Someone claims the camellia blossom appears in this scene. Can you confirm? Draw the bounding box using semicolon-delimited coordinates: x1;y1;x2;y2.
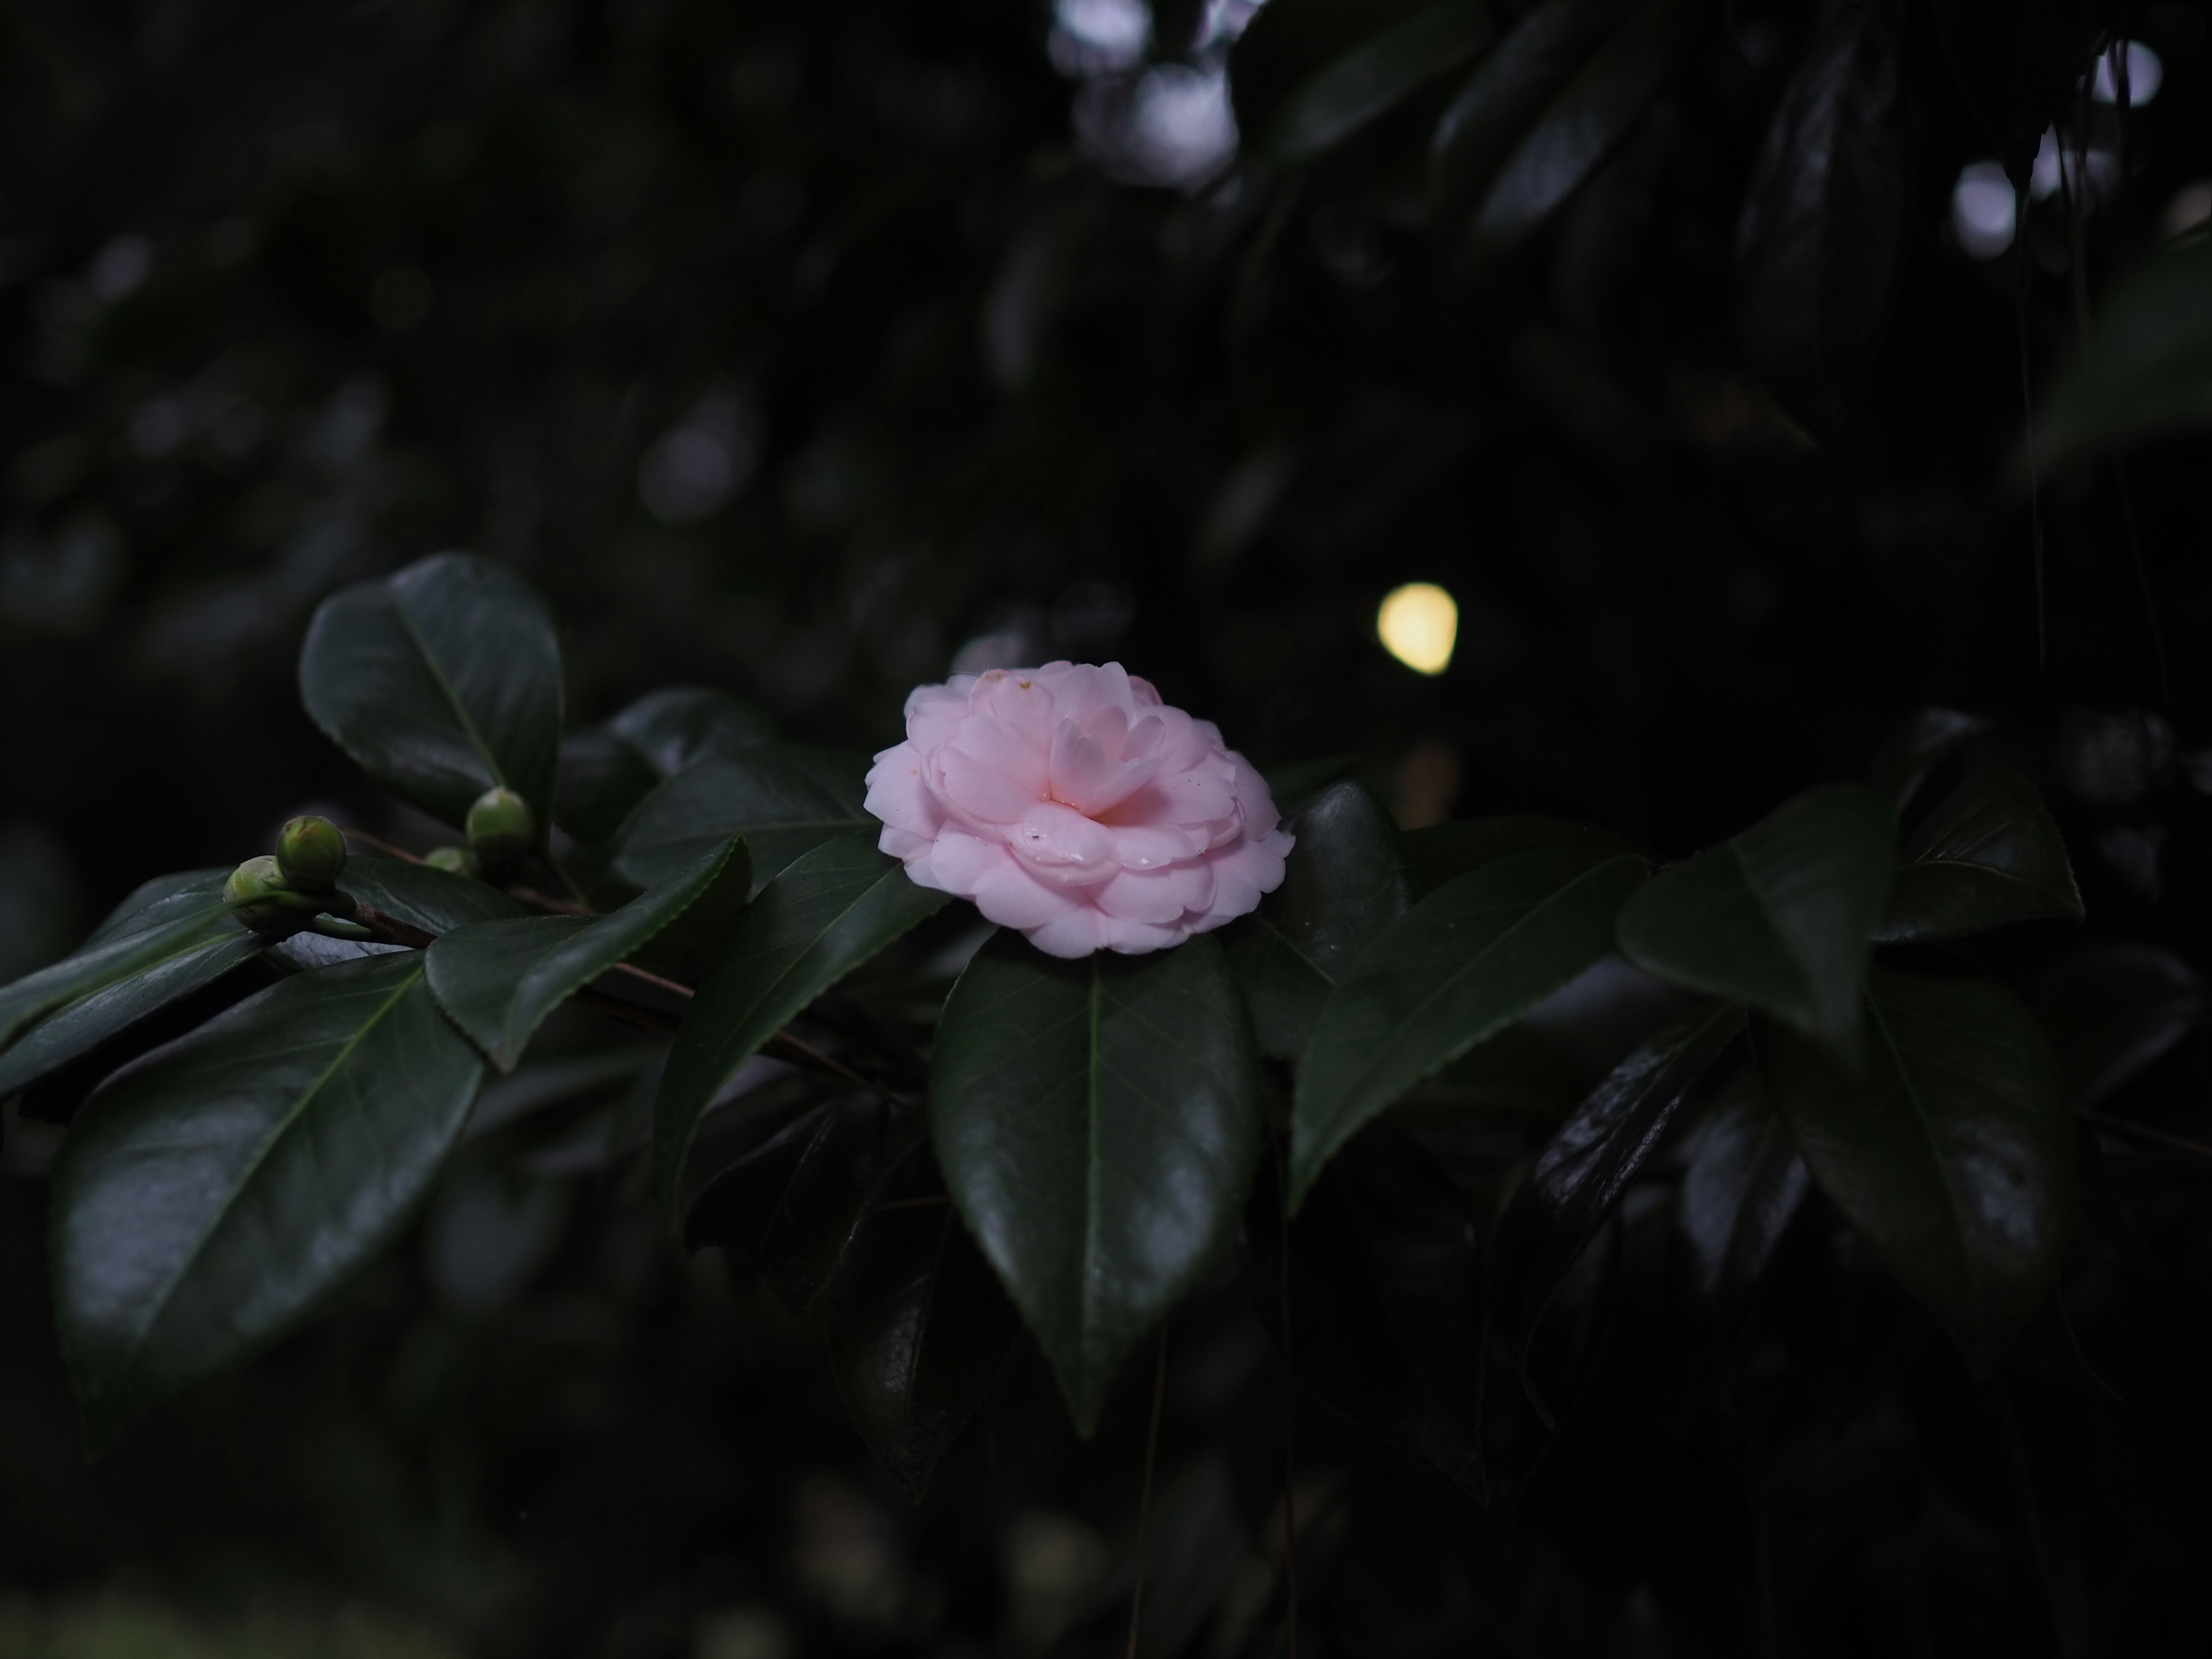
865;662;1294;957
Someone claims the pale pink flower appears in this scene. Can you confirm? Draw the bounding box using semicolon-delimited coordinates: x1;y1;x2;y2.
865;662;1294;957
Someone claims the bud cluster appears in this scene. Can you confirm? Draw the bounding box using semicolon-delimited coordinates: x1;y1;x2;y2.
226;815;358;938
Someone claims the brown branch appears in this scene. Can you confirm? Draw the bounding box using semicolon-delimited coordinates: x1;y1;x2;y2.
509;885;601;918
572;986;683;1035
350;904;436;950
338;827;423;863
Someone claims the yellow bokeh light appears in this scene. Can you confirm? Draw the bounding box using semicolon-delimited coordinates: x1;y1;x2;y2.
1377;582;1458;676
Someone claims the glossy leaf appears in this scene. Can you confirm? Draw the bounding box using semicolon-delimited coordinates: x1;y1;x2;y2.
612;748;871;892
1877;768;2082;944
607;685;779;772
1446;0;1706;268
2039;233;2212;463
1431;0;1637;226
930;930;1261;1431
1617;784;1893;1052
0;873;239;1050
1261;1;1498;165
1758;967;2075;1367
1261;753;1361;812
2035;944;2205;1106
1293;844;1648;1207
684;1094;889;1312
427;838;745;1070
827;1146;1020;1499
1866;706;1986;809
336;857;528;934
1677;1063;1808;1339
654;832;947;1204
1735;0;1910;441
1489;1003;1740;1361
1245;1128;1487;1503
1228;781;1410;1059
298;552;564;829
52;954;484;1438
0;931;265;1100
1402;817;1628;899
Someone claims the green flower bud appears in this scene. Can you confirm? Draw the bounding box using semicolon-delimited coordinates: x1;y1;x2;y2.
225;855;320;935
426;845;482;879
275;815;348;890
465;786;536;868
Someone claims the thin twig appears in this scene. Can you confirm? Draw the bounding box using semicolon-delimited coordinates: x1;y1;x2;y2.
338;827;423;863
350;904;436;950
573;986;683;1035
766;1030;897;1104
509;885;600;918
2080;1107;2212;1162
1275;1142;1302;1659
1127;1324;1171;1659
611;961;697;999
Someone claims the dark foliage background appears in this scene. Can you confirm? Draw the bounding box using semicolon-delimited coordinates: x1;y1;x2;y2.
3;0;2211;1653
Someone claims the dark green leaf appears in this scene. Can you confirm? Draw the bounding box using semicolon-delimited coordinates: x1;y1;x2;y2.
1734;0;1910;441
1440;0;1706;267
684;1094;889;1312
1402;817;1628;899
0;931;265;1100
0;874;240;1050
1262;1;1498;165
1865;706;1987;809
1488;1003;1739;1363
427;838;745;1070
1293;845;1648;1206
1228;781;1410;1059
1758;967;2076;1367
612;748;872;893
1431;0;1637;226
930;931;1262;1431
1616;783;1893;1052
2039;232;2212;463
52;954;484;1438
555;728;660;850
607;685;779;773
298;551;564;829
1116;1456;1248;1659
827;1146;1020;1499
654;832;947;1204
1228;0;1437;151
1677;1062;1808;1339
1261;753;1362;812
336;856;528;935
2035;944;2205;1106
1245;1128;1488;1503
1878;768;2082;944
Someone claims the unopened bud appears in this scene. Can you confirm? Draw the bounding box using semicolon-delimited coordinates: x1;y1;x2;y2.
425;845;482;879
465;786;536;868
225;855;320;935
275;815;347;890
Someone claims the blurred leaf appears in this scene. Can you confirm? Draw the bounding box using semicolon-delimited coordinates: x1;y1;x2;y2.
555;728;660;851
52;954;484;1440
1441;0;1708;267
1929;0;2099;187
1489;1003;1738;1367
1294;845;1647;1206
1676;1062;1809;1339
0;873;240;1049
1229;0;1439;150
654;832;946;1205
685;1094;889;1312
1118;1455;1248;1658
336;857;528;934
1431;0;1637;226
2035;944;2206;1105
607;685;780;772
2039;233;2212;463
1228;781;1410;1059
427;837;745;1070
1735;0;1910;441
1877;768;2082;944
298;552;564;830
1262;753;1362;811
1402;817;1628;899
1245;1128;1488;1503
0;931;264;1100
1866;706;1987;809
612;748;872;892
827;1146;1020;1500
1262;1;1499;165
1617;784;1894;1053
1758;967;2075;1368
930;931;1261;1432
